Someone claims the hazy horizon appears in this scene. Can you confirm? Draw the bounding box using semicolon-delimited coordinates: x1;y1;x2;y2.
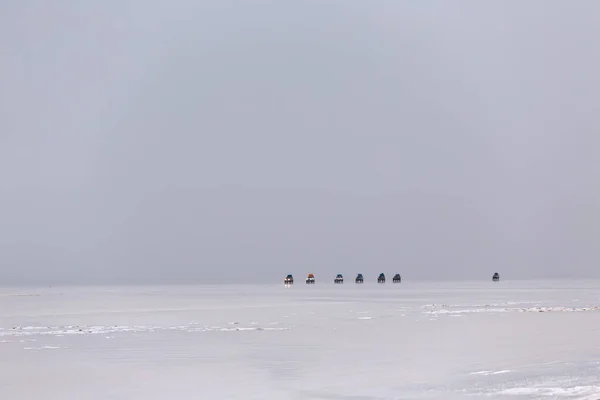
1;1;599;285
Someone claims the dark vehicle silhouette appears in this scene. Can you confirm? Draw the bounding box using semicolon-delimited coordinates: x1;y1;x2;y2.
334;274;343;284
284;274;294;285
492;272;500;282
377;273;386;283
306;273;315;284
393;274;401;283
355;274;364;284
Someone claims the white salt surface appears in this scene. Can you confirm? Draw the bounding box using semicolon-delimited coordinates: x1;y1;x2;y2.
1;280;600;399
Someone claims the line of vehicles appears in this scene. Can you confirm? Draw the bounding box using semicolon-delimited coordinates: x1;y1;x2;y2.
283;272;501;285
284;273;402;285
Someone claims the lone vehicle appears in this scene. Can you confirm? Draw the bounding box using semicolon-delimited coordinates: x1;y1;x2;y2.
393;274;401;283
377;273;386;283
492;272;500;282
284;274;294;285
355;273;364;283
334;274;343;284
306;273;315;284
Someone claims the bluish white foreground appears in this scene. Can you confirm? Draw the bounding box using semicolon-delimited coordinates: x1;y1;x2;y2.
1;281;600;399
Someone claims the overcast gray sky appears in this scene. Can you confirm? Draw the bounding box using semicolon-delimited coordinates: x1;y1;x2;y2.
1;1;599;285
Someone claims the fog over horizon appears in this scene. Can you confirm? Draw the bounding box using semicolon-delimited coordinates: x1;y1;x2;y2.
1;1;599;285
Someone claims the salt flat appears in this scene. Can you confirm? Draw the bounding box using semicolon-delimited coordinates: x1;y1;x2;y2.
1;280;600;400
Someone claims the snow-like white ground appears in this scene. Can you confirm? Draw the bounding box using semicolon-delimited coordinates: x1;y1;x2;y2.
1;280;600;399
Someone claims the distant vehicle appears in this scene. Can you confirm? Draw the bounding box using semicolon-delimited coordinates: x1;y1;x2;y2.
284;274;294;285
492;272;500;282
377;273;386;283
393;274;401;283
306;273;315;284
355;274;364;284
334;274;343;284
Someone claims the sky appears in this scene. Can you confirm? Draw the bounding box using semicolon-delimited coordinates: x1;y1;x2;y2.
1;1;599;284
